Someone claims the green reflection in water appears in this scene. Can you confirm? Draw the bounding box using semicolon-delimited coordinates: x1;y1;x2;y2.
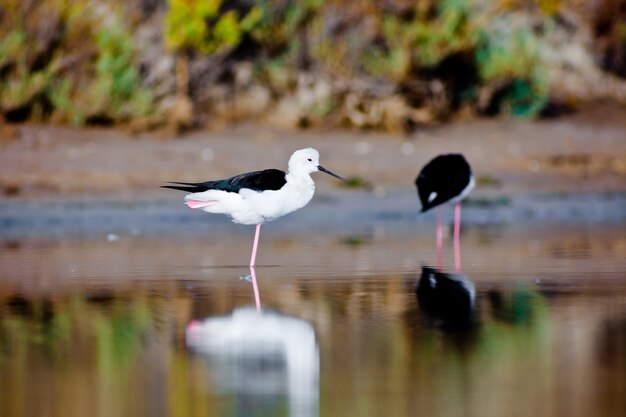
0;279;624;417
320;283;552;417
0;288;250;417
95;296;152;371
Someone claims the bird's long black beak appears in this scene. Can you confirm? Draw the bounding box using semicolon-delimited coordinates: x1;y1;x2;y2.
318;165;347;182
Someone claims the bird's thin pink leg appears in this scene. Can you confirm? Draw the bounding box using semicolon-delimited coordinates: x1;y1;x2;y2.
454;202;462;272
436;207;443;270
250;224;261;268
249;266;261;311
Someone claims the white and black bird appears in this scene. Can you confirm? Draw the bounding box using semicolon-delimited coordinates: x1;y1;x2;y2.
162;148;346;267
415;154;474;271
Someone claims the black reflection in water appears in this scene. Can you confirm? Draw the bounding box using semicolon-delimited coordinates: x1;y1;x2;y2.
186;307;319;417
4;296;56;323
416;266;476;331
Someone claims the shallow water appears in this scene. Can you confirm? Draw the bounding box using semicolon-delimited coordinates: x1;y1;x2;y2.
1;224;626;417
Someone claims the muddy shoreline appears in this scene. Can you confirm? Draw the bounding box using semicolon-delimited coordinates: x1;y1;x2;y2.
1;105;625;238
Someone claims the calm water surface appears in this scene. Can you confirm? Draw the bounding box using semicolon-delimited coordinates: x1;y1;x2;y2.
1;224;626;417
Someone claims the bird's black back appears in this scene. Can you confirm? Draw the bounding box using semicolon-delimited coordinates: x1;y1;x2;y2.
162;169;287;193
415;154;472;212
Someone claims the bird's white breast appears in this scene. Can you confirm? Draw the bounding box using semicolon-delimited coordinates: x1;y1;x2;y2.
228;175;315;225
255;179;315;222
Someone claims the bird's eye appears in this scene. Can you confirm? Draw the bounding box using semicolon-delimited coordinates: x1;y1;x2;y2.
307;158;312;162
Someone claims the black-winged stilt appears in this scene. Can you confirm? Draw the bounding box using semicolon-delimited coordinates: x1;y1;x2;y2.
162;148;346;270
415;154;474;271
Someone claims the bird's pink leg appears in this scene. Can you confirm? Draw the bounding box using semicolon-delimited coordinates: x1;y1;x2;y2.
249;224;262;310
436;207;443;270
454;202;462;272
250;224;261;268
249;265;261;311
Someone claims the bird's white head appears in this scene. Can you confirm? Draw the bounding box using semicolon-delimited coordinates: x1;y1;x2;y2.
288;148;320;175
288;148;347;182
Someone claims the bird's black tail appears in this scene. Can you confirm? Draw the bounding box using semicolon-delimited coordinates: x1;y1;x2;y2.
161;182;209;193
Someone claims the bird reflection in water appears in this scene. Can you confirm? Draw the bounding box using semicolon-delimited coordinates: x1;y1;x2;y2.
186;307;319;417
416;266;476;331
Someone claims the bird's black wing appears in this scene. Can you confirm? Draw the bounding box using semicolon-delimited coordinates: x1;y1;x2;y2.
415;154;472;212
162;169;287;193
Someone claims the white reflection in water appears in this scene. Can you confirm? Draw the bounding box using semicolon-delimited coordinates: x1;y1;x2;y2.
186;307;319;417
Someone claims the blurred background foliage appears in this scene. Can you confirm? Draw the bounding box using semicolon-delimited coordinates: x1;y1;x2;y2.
0;0;625;131
0;0;153;125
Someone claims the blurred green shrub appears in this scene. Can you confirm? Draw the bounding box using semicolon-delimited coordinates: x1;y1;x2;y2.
0;0;153;125
252;0;322;53
360;0;548;117
383;0;478;70
476;24;549;117
0;0;570;128
50;19;154;124
165;0;262;54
